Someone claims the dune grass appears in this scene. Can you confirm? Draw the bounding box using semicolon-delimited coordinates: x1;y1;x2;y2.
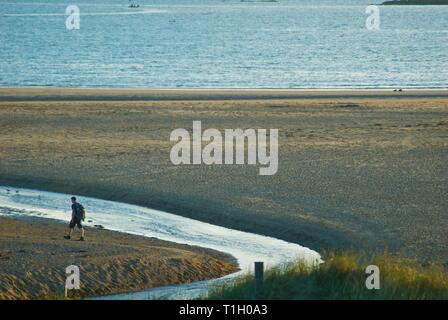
207;251;448;300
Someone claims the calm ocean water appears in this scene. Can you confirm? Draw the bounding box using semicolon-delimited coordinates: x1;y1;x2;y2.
0;0;447;88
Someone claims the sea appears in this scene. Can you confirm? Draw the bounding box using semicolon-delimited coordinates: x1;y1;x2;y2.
0;0;447;88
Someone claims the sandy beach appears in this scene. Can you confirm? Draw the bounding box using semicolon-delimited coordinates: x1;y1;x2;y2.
0;215;237;300
0;88;447;266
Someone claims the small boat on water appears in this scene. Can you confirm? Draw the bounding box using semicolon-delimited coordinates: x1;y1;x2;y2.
128;1;140;8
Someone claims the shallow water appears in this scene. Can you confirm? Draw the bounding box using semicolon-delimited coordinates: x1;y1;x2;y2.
0;0;447;88
0;186;320;299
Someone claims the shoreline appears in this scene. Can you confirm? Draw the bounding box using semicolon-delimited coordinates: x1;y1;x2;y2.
1;87;448;102
0;175;353;256
0;215;239;300
2;86;448;90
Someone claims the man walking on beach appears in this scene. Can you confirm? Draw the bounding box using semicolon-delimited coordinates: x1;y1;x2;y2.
64;196;85;241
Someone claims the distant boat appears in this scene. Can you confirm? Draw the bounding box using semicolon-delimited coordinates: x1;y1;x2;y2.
128;1;140;8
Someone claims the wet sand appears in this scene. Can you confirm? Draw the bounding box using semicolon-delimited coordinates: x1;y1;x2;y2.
0;216;238;300
1;87;447;101
0;88;447;265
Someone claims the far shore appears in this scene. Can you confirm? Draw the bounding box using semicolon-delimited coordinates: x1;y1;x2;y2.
382;0;448;5
0;215;238;300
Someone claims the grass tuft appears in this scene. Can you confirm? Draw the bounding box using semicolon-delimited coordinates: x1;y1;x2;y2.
207;251;448;300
